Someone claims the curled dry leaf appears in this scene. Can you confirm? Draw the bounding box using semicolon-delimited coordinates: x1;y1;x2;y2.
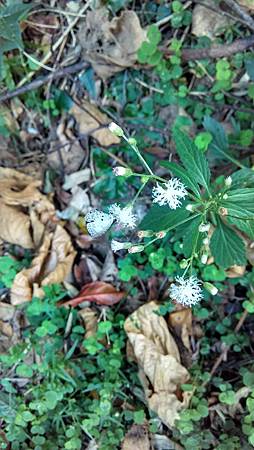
124;301;191;428
70;99;120;146
63;281;125;307
78;8;146;79
0;168;55;249
11;225;76;305
168;307;193;351
121;424;150;450
79;307;98;339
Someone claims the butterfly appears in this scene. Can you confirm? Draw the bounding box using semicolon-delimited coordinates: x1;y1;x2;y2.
85;209;114;238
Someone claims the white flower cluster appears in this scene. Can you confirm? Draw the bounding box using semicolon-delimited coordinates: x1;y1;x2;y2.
169;276;203;307
152;178;187;209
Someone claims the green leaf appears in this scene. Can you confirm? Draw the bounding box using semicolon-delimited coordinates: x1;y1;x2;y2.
221;188;254;219
160;161;201;197
147;25;161;45
0;392;16;418
228;216;254;239
182;215;203;258
210;218;246;268
139;204;190;232
219;390;236;405
172;127;210;189
0;2;32;75
231;168;254;188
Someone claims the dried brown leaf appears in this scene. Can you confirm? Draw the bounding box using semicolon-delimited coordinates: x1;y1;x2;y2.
121;424;150;450
79;307;98;339
64;281;125;307
168;307;192;350
78;9;146;79
124;301;190;428
70;100;120;146
11;226;76;305
192;2;231;39
226;265;246;278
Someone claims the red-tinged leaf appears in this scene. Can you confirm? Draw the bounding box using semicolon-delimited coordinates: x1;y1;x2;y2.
63;281;125;307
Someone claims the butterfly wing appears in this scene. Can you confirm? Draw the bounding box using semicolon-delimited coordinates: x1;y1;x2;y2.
86;210;114;238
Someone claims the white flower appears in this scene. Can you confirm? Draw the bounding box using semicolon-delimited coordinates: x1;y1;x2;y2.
111;240;130;252
108;122;124;137
108;204;137;229
169;276;203;307
152;178;187;209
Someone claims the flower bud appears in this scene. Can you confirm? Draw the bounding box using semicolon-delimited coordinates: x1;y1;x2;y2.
225;176;232;187
155;231;167;239
223;194;228;200
199;223;210;233
128;137;137;146
203;237;209;245
128;245;145;254
108;122;124;137
186;204;195;212
179;259;188;269
113;167;133;177
137;230;153;238
203;282;218;296
111;240;131;252
201;254;208;264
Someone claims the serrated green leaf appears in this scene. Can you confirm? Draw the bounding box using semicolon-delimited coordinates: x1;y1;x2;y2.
231;168;254;188
172;127;210;190
0;1;32;76
221;188;254;219
228;216;254;239
182;215;203;258
210;218;246;268
160;161;201;197
139;204;191;232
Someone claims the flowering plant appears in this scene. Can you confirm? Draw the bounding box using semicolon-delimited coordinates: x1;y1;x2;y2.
85;122;254;307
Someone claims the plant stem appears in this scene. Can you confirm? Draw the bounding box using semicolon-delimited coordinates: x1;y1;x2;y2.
123;135;155;176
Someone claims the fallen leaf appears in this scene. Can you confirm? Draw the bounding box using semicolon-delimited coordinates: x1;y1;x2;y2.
192;2;231;39
11;225;76;305
121;424;150;450
78;8;146;79
63;168;91;191
0;168;55;249
0;302;15;321
63;281;125;307
79;307;98;339
124;301;191;428
226;265;246;278
168;307;192;351
70;99;120;146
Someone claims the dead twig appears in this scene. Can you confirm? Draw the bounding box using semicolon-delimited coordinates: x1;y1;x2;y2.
1;35;254;103
223;0;254;32
170;34;254;61
0;61;89;103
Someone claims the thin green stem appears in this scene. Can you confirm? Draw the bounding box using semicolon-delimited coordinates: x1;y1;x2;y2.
123;135;155;176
